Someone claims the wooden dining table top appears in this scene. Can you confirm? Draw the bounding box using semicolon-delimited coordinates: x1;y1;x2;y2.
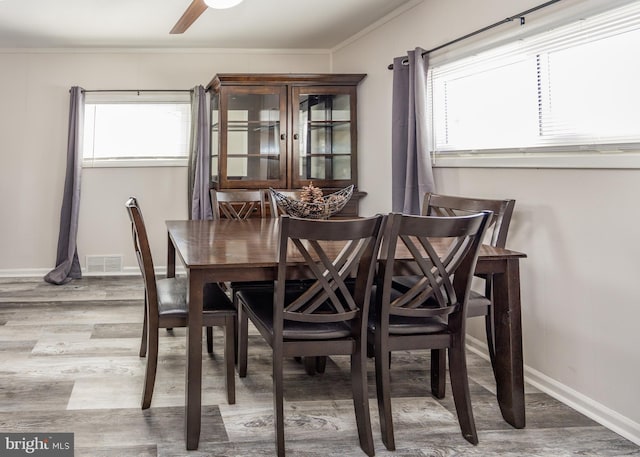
166;217;526;271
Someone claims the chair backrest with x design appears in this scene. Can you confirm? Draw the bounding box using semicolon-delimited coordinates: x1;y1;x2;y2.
422;193;515;248
377;211;491;326
276;215;385;327
211;189;267;220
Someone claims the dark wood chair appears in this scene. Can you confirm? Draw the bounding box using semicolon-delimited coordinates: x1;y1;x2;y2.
125;197;236;408
210;189;267;220
422;193;515;395
210;188;274;367
393;193;515;396
235;214;385;457
371;211;491;450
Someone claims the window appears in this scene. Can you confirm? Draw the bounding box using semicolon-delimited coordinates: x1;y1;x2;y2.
82;91;191;166
429;1;640;166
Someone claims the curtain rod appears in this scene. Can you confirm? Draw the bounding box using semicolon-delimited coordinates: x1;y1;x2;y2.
77;89;191;93
387;0;562;70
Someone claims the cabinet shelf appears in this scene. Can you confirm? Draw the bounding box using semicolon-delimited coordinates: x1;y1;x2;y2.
299;153;351;157
306;120;351;125
227;153;279;158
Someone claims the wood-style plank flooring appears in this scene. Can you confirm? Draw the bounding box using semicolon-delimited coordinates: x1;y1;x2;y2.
0;277;638;456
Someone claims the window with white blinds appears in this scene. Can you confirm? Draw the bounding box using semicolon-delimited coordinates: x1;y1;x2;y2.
429;1;640;158
82;91;191;166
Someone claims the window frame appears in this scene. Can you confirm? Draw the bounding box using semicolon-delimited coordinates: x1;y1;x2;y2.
81;90;191;168
427;0;640;169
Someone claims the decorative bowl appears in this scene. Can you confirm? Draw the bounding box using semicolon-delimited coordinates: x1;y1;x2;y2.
269;185;354;219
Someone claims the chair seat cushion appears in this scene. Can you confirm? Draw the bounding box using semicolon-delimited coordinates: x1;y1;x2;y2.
157;277;188;316
157;278;234;317
467;290;491;317
368;286;449;335
237;284;352;340
230;279;314;292
373;315;449;335
230;280;273;290
203;282;236;313
392;276;491;318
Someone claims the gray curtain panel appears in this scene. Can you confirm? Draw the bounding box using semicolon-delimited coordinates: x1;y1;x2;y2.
188;85;213;220
44;86;85;285
391;47;435;214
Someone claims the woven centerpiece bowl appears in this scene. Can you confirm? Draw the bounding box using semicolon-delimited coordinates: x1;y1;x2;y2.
269;185;354;219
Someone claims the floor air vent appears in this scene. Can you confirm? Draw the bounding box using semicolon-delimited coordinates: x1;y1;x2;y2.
86;255;123;273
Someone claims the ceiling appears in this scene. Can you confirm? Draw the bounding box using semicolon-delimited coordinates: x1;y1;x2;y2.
0;0;416;49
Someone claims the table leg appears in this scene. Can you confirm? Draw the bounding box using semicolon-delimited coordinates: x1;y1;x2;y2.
491;258;526;428
185;271;204;449
167;234;176;278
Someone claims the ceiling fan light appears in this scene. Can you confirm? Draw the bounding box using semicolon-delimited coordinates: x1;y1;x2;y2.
204;0;243;9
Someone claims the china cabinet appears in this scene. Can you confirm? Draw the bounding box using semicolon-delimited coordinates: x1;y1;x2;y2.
206;73;366;216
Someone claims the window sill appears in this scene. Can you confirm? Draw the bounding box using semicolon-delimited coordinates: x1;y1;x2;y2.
432;150;640;169
82;158;188;168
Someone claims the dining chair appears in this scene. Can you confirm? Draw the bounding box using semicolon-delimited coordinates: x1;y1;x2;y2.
235;214;385;457
210;188;276;368
210;188;267;220
371;211;491;450
267;188;338;374
422;192;515;395
217;188;325;375
125;196;237;408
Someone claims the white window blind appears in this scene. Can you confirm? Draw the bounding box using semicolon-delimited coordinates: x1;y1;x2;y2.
429;1;640;155
82;91;191;166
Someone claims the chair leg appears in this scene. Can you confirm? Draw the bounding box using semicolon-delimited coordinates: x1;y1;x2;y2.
206;327;213;354
484;278;497;372
315;356;327;374
366;339;375;358
374;332;395;451
484;312;496;370
448;344;478;445
224;316;236;405
430;348;446;399
139;297;148;358
237;301;249;378
351;344;375;456
303;357;317;375
141;326;159;409
273;347;286;457
230;288;239;365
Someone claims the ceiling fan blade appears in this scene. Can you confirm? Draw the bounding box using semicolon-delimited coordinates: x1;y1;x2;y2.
170;0;208;34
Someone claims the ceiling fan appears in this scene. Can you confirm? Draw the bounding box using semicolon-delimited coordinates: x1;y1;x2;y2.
170;0;244;34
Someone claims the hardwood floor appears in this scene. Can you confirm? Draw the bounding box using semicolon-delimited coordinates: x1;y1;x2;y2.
0;276;638;456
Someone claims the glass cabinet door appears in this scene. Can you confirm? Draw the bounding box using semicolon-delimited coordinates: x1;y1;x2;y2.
215;85;287;189
291;86;357;189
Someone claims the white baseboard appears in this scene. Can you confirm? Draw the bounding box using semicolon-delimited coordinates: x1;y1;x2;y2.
0;267;141;278
0;266;184;278
466;334;640;446
0;268;53;278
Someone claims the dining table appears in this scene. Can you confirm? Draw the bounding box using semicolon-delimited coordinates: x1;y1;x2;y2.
166;217;527;450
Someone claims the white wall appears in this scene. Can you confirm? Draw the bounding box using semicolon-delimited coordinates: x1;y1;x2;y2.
0;49;330;275
332;0;640;445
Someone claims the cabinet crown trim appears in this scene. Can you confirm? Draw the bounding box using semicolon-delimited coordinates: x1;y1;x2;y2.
207;73;366;91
